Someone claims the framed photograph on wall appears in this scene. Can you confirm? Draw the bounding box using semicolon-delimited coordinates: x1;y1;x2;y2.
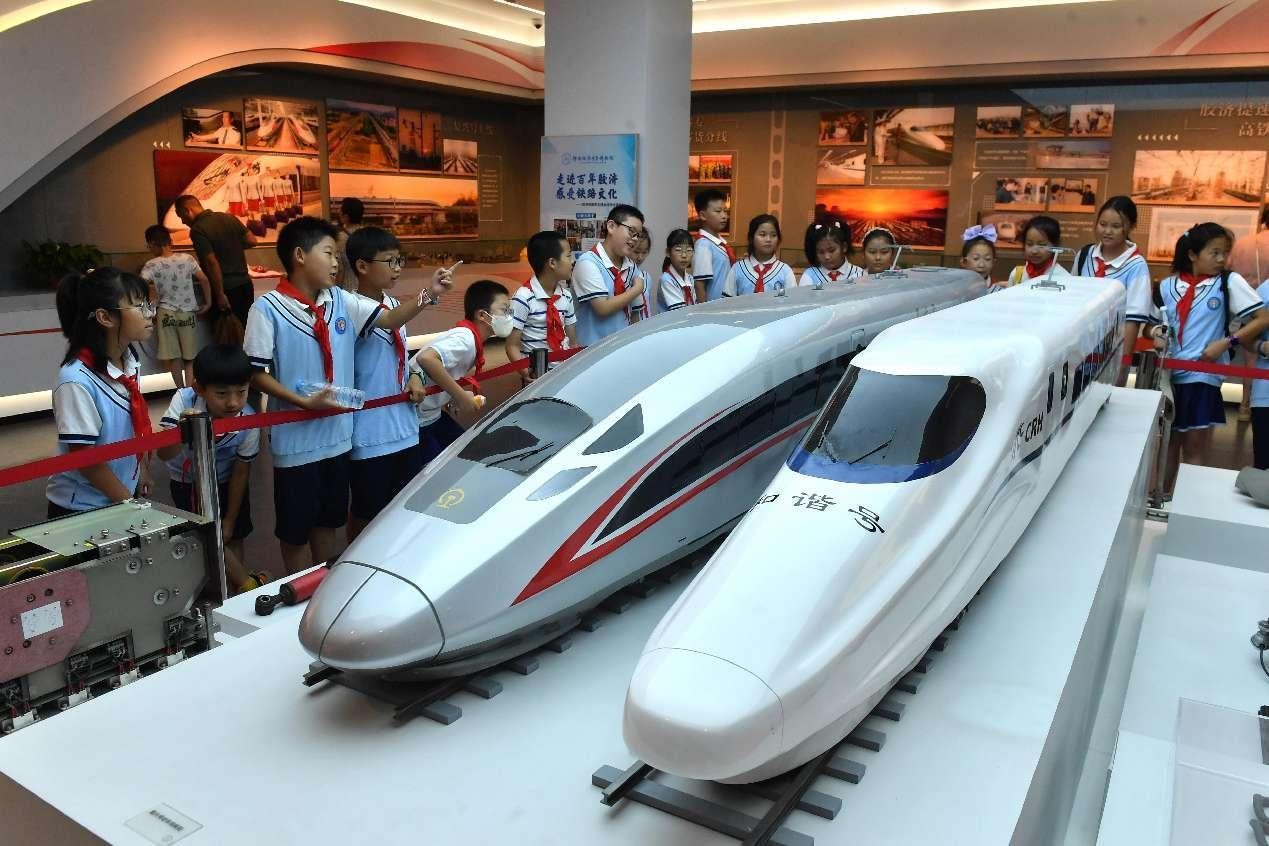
1144;206;1258;262
819;111;869;146
1028;139;1111;170
1047;177;1099;213
1069;105;1114;137
399;109;442;172
816;147;866;185
328;172;478;238
326;99;400;171
1022;105;1069;137
182;107;243;149
814;187;949;249
1130;149;1266;206
976;107;1021;138
871;108;954;166
243;98;319;154
443;139;479;175
990;177;1048;211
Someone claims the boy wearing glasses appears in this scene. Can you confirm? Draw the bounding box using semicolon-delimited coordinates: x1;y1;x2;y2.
141;224;212;389
345;226;430;539
571;204;647;346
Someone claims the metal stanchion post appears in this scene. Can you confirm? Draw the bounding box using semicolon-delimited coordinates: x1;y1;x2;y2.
179;410;228;605
531;348;549;380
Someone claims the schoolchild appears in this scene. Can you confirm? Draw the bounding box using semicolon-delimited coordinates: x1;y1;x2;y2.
155;344;265;593
140;224;211;389
508;231;579;384
798;221;863;288
628;227;654;316
570;204;647;345
860;227;898;275
244;216;454;573
724;214;796;296
692;189;734;301
1074;196;1153;373
413;280;511;465
960;225;1000;290
47;268;156;516
345;226;434;540
1147;222;1269;492
658;229;698;311
1006;216;1071;286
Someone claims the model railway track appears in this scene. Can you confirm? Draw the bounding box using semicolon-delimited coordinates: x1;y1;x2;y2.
591;609;967;846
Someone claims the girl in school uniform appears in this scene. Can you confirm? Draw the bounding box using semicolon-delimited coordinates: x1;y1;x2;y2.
629;228;654;318
799;221;864;287
47;268;157;516
860;227;898;275
1071;196;1153;377
658;229;698;311
724;214;796;296
1149;222;1269;493
960;224;1001;290
1006;215;1071;286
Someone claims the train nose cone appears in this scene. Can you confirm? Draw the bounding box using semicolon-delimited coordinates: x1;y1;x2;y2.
623;648;782;782
298;563;444;673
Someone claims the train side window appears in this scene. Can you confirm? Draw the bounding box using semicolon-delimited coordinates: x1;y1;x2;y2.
583;405;644;455
787;369;821;421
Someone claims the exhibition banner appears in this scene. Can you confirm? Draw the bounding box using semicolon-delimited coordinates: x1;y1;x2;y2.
540;134;638;253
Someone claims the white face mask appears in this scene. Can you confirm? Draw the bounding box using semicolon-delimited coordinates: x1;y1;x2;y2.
490;312;514;338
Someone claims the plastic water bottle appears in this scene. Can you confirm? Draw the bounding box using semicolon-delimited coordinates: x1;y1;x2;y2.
772;280;787;297
295;380;365;409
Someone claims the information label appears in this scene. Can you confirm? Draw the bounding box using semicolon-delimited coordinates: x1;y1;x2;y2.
20;601;62;639
124;804;203;845
478;155;503;223
974;140;1030;169
870;166;950;187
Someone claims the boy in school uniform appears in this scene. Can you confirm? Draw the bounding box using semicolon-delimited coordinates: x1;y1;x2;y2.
570;204;647;347
507;231;579;384
140;224;211;389
413;280;512;465
692;189;734;302
156;344;266;593
244;216;454;573
345;226;430;540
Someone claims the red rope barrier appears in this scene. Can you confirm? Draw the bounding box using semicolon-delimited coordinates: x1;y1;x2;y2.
0;327;62;338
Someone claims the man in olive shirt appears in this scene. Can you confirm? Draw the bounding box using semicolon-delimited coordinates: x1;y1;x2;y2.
175;195;258;325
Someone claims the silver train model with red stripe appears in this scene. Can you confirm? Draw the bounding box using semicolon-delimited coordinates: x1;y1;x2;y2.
298;270;987;680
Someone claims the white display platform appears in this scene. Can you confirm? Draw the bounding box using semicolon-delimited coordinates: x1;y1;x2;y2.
213;564;324;639
1163;463;1269;574
1097;553;1269;845
0;389;1159;846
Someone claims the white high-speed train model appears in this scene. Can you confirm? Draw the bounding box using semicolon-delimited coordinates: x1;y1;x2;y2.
299;271;987;680
623;276;1124;783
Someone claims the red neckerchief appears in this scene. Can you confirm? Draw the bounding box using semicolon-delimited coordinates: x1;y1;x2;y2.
1093;246;1139;278
678;269;696;305
752;259;776;293
1174;272;1206;346
592;245;629;318
455;319;485;396
77;349;151;475
275;279;333;383
1025;256;1055;278
523;278;566;353
695;231;737;264
382;293;407;387
827;268;842;282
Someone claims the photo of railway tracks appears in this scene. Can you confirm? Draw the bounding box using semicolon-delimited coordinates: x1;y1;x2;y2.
326;99;399;171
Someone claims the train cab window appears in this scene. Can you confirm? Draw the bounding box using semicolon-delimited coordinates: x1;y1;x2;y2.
790;367;986;484
458;398;592;476
583;405;644;455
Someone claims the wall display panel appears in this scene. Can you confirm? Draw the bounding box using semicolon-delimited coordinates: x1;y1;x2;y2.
1069;104;1115;137
399;109;443;172
818;111;869;146
154;151;322;246
976;107;1021;138
540;134;638;251
443;140;478;175
326;99;399;172
977;210;1094;252
871;109;954;167
1143;206;1259;263
243;98;319;155
1022;105;1069;137
816;147;866;185
1047;177;1099;213
815;187;948;250
328;172;477;239
182;107;243;149
1130;150;1265;207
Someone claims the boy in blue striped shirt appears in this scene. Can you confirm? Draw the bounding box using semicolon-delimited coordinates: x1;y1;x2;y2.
507;231;579;383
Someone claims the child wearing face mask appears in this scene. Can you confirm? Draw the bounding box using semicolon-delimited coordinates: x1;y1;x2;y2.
411;279;511;465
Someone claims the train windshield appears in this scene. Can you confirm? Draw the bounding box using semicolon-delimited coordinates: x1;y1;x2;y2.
790;367;985;484
458;398;593;476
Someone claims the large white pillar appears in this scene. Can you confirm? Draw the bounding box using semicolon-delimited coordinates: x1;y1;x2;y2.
544;0;692;253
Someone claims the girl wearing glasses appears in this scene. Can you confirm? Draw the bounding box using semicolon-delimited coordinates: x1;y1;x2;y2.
47;268;157;516
659;229;697;311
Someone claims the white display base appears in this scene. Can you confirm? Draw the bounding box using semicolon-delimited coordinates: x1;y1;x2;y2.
1163;463;1269;574
212;564;325;640
1097;554;1269;845
0;389;1158;846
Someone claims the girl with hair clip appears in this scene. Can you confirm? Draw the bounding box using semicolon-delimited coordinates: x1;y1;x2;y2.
724;214;796;296
1146;222;1269;493
960;224;1001;290
860;227;898;275
1073;195;1153;379
1006;215;1071;286
659;229;698;311
799;221;863;288
47;268;157;516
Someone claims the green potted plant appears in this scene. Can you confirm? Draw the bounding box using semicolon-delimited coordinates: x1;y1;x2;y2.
19;240;107;288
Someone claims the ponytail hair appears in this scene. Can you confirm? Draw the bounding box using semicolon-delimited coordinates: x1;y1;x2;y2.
663;228;693;273
804;220;852;266
1171;221;1231;275
56;267;148;370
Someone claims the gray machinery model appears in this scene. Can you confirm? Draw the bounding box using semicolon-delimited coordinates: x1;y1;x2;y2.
0;500;215;733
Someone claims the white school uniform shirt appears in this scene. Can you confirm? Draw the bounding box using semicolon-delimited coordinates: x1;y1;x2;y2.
1007;259;1072;286
159;388;259;483
658;266;696;311
47;346;143;511
572;243;638;346
512;276;578;355
411;327;479;427
1155;270;1262;387
798;263;865;287
629;265;653;316
692;229;732;301
723;256;796;297
1253;280;1269;408
352;292;420;461
244;284;383;468
1072;241;1152;325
